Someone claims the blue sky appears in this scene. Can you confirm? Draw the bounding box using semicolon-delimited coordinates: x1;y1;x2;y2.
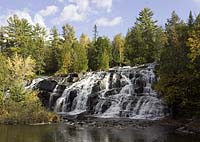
0;0;200;39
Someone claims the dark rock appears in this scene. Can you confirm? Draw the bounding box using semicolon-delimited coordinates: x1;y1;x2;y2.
37;91;51;107
64;90;78;112
67;73;79;82
104;88;121;97
86;93;99;114
134;75;146;93
63;111;88;120
121;101;128;110
54;85;66;94
91;81;101;94
37;79;57;92
112;73;122;88
129;73;135;79
101;101;112;113
108;73;114;89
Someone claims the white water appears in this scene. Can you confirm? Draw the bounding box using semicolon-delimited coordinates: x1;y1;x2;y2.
52;63;167;120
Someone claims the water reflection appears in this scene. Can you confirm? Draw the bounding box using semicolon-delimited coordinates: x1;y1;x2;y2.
0;124;199;142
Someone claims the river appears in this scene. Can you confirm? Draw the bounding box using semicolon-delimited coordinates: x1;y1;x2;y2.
0;124;199;142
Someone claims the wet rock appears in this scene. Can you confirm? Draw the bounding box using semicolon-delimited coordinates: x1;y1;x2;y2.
86;93;99;114
37;79;57;92
101;101;112;113
63;111;88;120
37;91;51;107
64;90;78;112
112;73;122;88
129;73;135;79
55;85;66;94
104;88;121;97
49;93;62;110
91;81;101;94
134;75;146;93
67;73;79;83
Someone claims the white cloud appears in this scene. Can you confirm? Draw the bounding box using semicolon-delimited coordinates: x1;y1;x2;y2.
0;9;46;28
39;5;59;17
68;0;89;11
54;4;85;24
92;0;113;12
34;14;46;27
58;0;64;2
95;17;122;27
53;0;115;25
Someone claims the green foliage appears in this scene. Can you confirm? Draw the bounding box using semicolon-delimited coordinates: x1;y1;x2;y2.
112;33;125;66
0;91;59;124
44;27;62;73
7;54;36;85
0;15;47;74
1;9;200;119
0;53;9;92
80;33;90;48
0;53;59;124
62;23;77;44
88;36;111;71
71;42;88;72
155;11;200;117
56;41;72;75
125;8;166;65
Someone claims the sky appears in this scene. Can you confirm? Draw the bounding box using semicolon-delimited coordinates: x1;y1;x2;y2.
0;0;200;39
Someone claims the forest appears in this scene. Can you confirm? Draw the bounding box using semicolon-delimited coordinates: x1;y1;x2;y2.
0;8;200;123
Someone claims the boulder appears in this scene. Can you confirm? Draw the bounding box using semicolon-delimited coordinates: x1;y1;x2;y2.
37;79;57;92
91;81;101;94
37;91;51;107
104;88;121;97
64;90;78;112
134;75;146;93
86;93;99;114
101;101;112;113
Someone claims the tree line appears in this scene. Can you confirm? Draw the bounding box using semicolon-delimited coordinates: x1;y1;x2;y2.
0;8;200;117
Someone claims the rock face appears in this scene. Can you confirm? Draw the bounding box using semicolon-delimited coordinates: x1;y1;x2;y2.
27;63;168;120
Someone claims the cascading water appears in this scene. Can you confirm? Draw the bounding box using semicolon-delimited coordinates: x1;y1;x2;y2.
50;63;168;120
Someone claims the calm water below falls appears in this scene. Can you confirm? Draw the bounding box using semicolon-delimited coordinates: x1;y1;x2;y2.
0;124;200;142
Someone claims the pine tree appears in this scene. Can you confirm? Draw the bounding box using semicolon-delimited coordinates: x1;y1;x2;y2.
188;11;194;28
45;27;62;73
62;24;77;44
80;33;90;48
112;33;125;66
125;8;165;65
92;37;111;71
93;25;98;42
71;42;88;72
155;11;199;116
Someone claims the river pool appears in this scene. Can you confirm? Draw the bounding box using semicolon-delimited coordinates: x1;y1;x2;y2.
0;124;199;142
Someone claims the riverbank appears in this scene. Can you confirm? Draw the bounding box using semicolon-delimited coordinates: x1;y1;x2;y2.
60;116;200;135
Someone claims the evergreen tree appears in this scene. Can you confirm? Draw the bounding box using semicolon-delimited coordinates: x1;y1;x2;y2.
62;23;77;44
90;37;110;71
56;41;72;75
112;33;125;66
31;24;47;74
155;11;200;117
188;11;194;28
71;42;88;72
188;14;200;62
125;8;166;65
93;25;98;42
0;53;9;93
79;33;90;48
45;27;62;73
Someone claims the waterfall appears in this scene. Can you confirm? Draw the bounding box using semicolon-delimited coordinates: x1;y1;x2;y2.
28;63;168;120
